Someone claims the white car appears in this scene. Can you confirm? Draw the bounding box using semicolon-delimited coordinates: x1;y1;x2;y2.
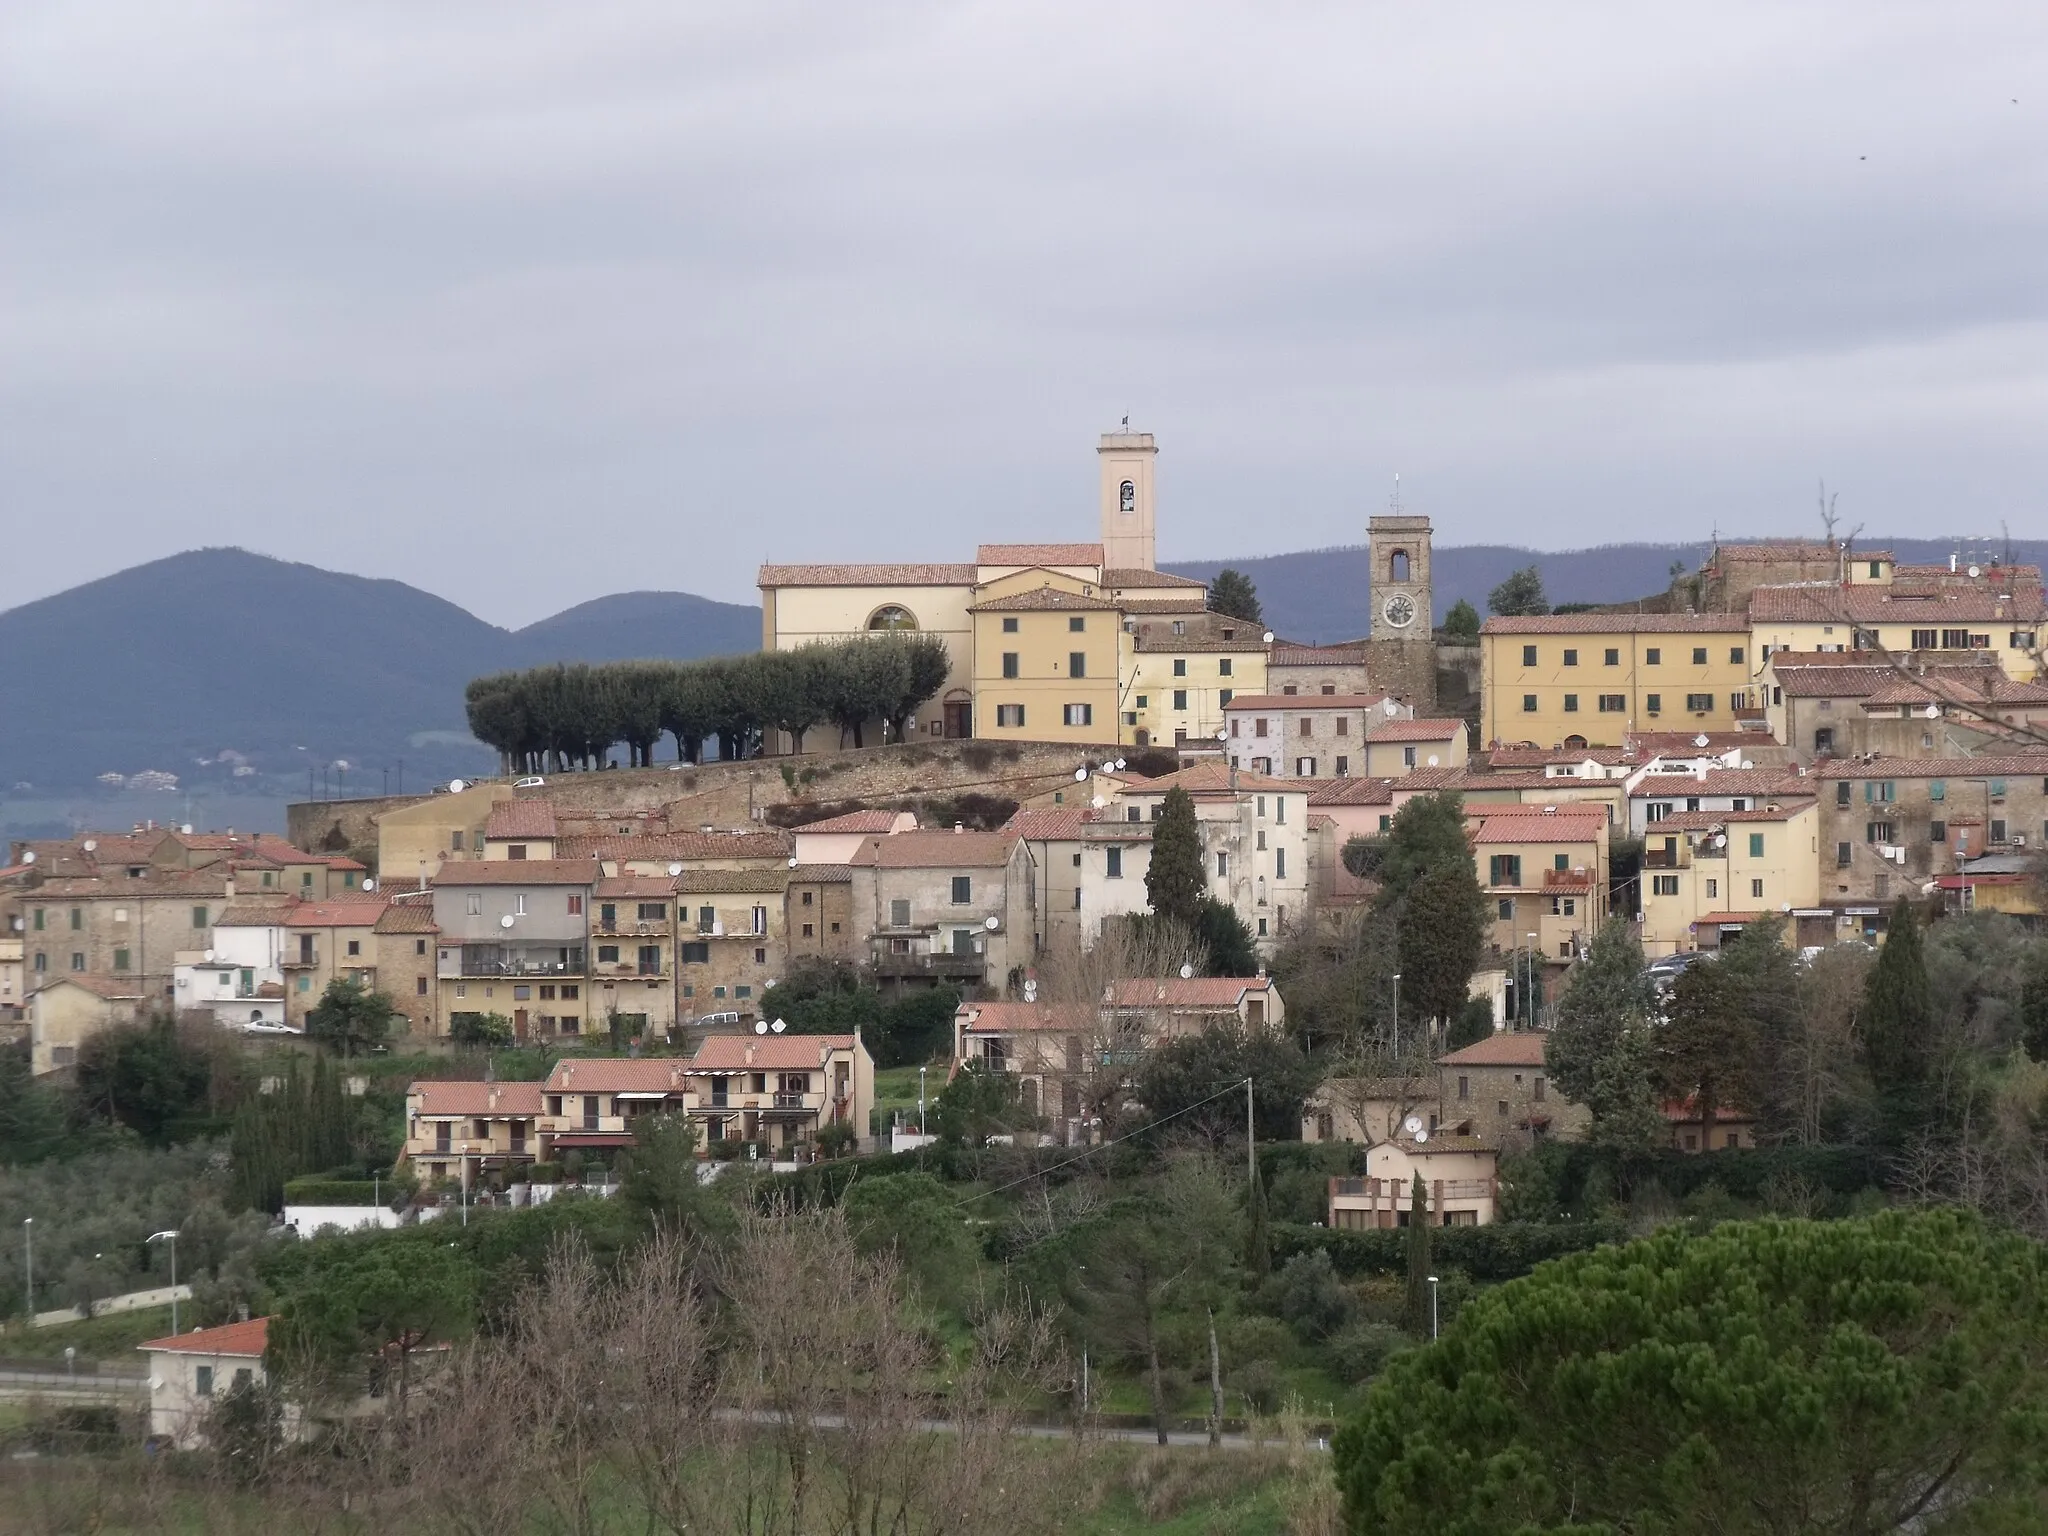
514;776;546;789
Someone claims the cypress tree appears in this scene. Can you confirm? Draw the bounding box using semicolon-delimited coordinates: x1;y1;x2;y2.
1245;1152;1271;1278
1398;864;1487;1031
1145;786;1207;927
1404;1172;1434;1338
1861;898;1933;1139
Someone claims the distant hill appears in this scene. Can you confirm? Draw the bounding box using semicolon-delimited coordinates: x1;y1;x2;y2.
0;549;761;795
1167;537;2048;644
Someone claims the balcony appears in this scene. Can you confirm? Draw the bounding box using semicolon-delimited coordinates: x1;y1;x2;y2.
1543;868;1594;888
597;917;672;936
871;951;987;980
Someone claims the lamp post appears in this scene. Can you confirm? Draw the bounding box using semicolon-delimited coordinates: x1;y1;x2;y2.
918;1066;927;1137
1428;1274;1440;1339
21;1217;31;1325
1391;972;1402;1054
147;1231;179;1337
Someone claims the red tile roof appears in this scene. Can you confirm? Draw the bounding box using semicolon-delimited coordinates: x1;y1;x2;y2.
1104;567;1206;589
976;543;1105;567
33;974;146;1001
1648;803;1816;830
409;1080;545;1117
1005;808;1088;841
967;585;1120;613
286;900;389;930
1305;777;1397;807
794;809;911;834
1268;642;1369;665
593;875;679;899
1469;808;1607;844
956;1001;1093;1034
1811;754;2048;779
757;563;977;587
433;859;602;886
688;1033;862;1071
1225;694;1388;710
1123;761;1297;797
1483;613;1749;634
1106;977;1273;1009
374;901;439;934
1486;745;1633;768
545;1058;693;1094
1748;584;2046;624
138;1316;269;1358
1438;1031;1550;1067
556;832;793;863
1629;768;1801;799
1367;718;1467;742
848;831;1020;869
485;800;559;840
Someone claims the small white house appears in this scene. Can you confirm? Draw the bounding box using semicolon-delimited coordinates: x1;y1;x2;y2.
1327;1133;1501;1229
139;1316;272;1449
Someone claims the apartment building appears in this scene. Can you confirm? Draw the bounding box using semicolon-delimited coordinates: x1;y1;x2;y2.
1747;571;2045;683
1640;800;1822;956
682;1031;873;1155
280;899;386;1027
1810;756;2048;910
18;869;233;1005
1627;766;1803;837
1470;805;1610;965
1126;609;1268;749
1480;613;1755;748
848;830;1034;989
1224;694;1410;779
431;859;600;1042
1115;762;1310;950
404;1079;546;1186
674;869;787;1027
1005;807;1153;953
590;874;678;1040
970;576;1127;746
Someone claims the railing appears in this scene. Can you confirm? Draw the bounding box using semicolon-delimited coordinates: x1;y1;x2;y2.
871;951;986;979
771;1093;810;1110
457;958;583;977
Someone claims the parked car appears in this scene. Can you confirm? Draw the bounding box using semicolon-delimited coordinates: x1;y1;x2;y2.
514;776;546;789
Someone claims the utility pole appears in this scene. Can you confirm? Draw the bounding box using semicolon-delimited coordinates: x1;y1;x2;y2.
1245;1075;1255;1185
148;1231;179;1335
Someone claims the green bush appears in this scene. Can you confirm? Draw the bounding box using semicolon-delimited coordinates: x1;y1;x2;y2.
1325;1321;1409;1385
1264;1249;1357;1342
1222;1314;1298;1371
523;1162;562;1184
1233;1358;1285;1414
280;1178;382;1206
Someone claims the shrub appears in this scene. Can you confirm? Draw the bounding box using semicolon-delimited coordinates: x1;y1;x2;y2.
816;1121;858;1159
1272;1218;1626;1282
523;1163;562;1184
280;1178;381;1206
1325;1321;1409;1385
1266;1249;1357;1342
1233;1358;1286;1414
1223;1314;1298;1371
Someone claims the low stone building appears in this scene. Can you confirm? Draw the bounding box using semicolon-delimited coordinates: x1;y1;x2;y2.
28;974;146;1074
1437;1030;1587;1153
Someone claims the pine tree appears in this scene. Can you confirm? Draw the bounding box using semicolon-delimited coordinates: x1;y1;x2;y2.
1487;565;1550;617
1442;598;1481;638
1658;958;1757;1151
1369;792;1471;915
1145;786;1207;927
1861;898;1933;1139
1404;1173;1433;1338
1207;569;1262;624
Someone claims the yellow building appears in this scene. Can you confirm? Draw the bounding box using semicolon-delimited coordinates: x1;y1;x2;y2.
1126;608;1267;749
968;577;1127;745
1639;799;1821;957
1481;614;1755;748
1747;570;2044;683
375;782;514;885
1469;805;1610;965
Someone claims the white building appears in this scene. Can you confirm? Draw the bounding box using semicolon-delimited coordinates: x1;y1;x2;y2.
138;1316;272;1449
1114;762;1310;951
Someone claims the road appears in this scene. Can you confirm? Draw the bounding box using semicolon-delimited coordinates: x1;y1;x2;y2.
33;1284;190;1330
0;1366;147;1406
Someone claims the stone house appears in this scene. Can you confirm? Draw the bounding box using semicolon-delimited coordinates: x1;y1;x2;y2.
281;898;388;1028
1437;1031;1587;1154
674;868;787;1029
1811;755;2048;911
847;830;1034;990
373;898;441;1037
785;865;858;967
1114;762;1311;952
1224;694;1411;780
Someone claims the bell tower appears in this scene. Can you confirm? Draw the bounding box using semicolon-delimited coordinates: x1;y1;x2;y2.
1365;487;1437;706
1098;427;1158;571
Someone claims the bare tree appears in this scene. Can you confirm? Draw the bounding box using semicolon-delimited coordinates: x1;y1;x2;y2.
1783;946;1871;1145
1313;1031;1442;1145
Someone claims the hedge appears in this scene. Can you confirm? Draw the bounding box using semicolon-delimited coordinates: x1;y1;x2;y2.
282;1178;384;1206
1271;1218;1627;1282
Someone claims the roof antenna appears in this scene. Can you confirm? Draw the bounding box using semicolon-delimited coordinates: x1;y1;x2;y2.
1120;414;1129;430
1389;472;1403;513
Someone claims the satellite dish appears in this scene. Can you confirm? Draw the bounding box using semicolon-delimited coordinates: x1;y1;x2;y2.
82;839;97;852
1215;730;1227;742
1427;754;1439;767
1779;902;1792;913
1693;735;1709;748
669;862;684;877
1739;760;1754;770
1091;795;1106;809
21;851;33;865
1178;962;1195;979
984;915;999;930
1023;981;1038;1001
1383;700;1399;716
180;823;193;835
754;1020;769;1035
1968;565;1982;579
1074;768;1088;782
1402;1114;1424;1136
449;779;466;794
203;949;215;963
361;878;375;892
771;1018;787;1033
499;914;515;929
1923;704;1941;719
764;976;777;988
1413;1128;1429;1144
786;856;799;869
1114;758;1127;770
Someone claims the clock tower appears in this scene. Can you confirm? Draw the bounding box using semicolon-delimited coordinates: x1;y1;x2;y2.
1365;508;1437;707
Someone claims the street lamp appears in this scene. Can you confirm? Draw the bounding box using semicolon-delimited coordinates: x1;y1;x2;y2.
1391;972;1402;1054
147;1231;179;1337
918;1066;928;1137
21;1217;31;1325
1428;1274;1440;1340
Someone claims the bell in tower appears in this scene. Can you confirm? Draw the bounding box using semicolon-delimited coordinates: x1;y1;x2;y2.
1098;426;1158;572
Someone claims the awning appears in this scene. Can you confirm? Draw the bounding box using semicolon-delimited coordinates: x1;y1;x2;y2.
548;1132;635;1148
614;1091;681;1101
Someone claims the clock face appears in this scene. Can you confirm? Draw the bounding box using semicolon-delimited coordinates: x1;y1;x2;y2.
1382;593;1418;629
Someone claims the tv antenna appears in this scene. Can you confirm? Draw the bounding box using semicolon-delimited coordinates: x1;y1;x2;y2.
1388;473;1404;514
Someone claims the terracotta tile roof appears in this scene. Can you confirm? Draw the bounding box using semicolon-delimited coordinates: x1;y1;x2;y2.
1649;802;1816;830
1630;768;1801;798
1367;717;1467;742
793;810;910;834
557;832;793;863
286;900;389;930
1305;777;1397;807
593;875;679;899
1224;694;1389;711
967;585;1121;613
33;973;146;1001
1122;761;1297;797
1811;754;2048;779
1105;567;1207;588
1005;808;1087;841
976;543;1105;567
374;902;439;935
1747;584;2046;624
1106;976;1273;1008
137;1316;269;1358
1382;1132;1499;1156
1713;541;1881;564
408;1080;545;1117
1768;662;1915;698
433;859;602;886
1484;612;1750;634
214;901;299;927
1385;765;1465;791
1268;642;1369;665
688;1033;861;1071
757;563;976;587
848;831;1019;869
788;865;855;884
545;1057;693;1094
956;1000;1093;1033
1470;808;1607;844
31;869;236;899
1438;1030;1550;1067
673;869;791;893
1486;745;1632;768
485;800;559;840
1623;730;1774;755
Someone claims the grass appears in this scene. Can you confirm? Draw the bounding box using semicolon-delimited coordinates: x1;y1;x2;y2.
1;1304;174;1367
872;1064;939;1132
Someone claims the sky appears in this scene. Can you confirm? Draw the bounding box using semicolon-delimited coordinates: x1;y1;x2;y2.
6;2;2045;628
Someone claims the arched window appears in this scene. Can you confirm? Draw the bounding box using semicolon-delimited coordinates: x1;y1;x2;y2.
1389;550;1411;583
867;606;918;631
1563;734;1588;750
1119;480;1136;515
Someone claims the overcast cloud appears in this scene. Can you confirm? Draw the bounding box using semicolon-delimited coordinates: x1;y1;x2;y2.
5;2;2044;626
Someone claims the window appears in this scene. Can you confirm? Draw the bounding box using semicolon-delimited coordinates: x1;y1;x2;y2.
1275;797;1286;824
1216;852;1229;877
416;939;427;955
802;922;815;937
1941;628;1972;650
637;902;666;921
196;1366;214;1398
1172;690;1187;711
1488;854;1523;886
1002;616;1018;633
1837;841;1852;867
995;704;1025;727
1705;879;1718;899
1562;694;1579;713
1135;695;1148;708
1685;693;1714;712
1730;646;1743;664
1866;822;1896;843
1457;1075;1470;1101
696;905;716;931
1909;628;1937;650
1001;652;1019;678
1652;874;1679;896
680;942;710;964
31;909;42;932
113;947;129;971
1296;756;1316;776
1068;651;1087;678
1403;746;1417;767
1751;878;1765;899
1646;693;1661;713
417;976;428;995
514;894;527;915
1299;716;1314;737
950;876;972;904
1563;649;1578;667
507;844;527;861
1865;780;1896;804
1335;755;1349;775
1598;694;1626;712
1522;694;1538;713
70;953;85;972
1253;717;1269;737
890;898;911;927
1063;703;1093;727
1930;820;1947;843
467;893;482;915
1928;780;1945;802
1219;689;1232;706
1522;645;1537;666
1691;647;1707;665
69;909;81;931
1105;847;1122;878
1068;615;1085;632
1218;658;1232;676
1645;647;1661;665
346;938;361;956
566;893;582;915
1748;833;1764;857
1497;898;1513;919
1172;659;1187;677
1646;802;1671;822
1992;818;2009;844
1275;848;1286;878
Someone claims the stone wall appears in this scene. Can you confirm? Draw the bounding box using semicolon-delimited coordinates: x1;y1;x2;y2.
290;738;1122;874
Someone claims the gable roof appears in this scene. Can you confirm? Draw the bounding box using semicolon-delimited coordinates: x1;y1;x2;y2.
374;901;439;935
408;1080;545;1117
33;973;146;1001
1810;754;2048;780
1469;807;1608;844
1104;567;1206;589
848;830;1020;869
545;1057;693;1093
1305;777;1397;807
793;809;911;834
556;831;793;863
286;900;389;930
1629;768;1802;799
956;1000;1094;1034
1224;694;1389;711
1482;612;1749;634
1747;584;2046;625
688;1033;861;1071
432;859;602;886
1367;717;1467;742
485;800;559;840
976;543;1105;567
1648;802;1816;831
1438;1031;1550;1067
1105;976;1273;1009
138;1316;269;1359
967;585;1120;613
1268;642;1370;666
1005;807;1087;841
1122;761;1297;797
758;563;976;588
